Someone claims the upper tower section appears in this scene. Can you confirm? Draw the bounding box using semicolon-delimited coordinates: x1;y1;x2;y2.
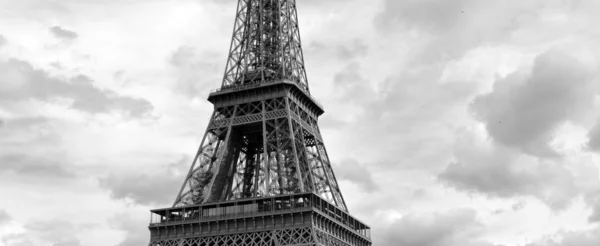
220;0;310;93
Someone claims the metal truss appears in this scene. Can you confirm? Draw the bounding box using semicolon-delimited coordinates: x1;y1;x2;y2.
313;215;370;246
173;96;347;211
221;0;309;93
315;229;352;246
151;1;371;245
170;0;348;230
149;228;315;246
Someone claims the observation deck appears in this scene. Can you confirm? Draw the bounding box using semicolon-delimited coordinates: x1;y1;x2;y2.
208;79;325;116
149;193;371;245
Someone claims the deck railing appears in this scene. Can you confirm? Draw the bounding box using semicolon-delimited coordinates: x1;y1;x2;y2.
149;193;370;238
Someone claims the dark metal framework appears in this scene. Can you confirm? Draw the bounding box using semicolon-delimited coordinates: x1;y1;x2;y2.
173;82;347;211
221;0;309;92
149;1;371;245
150;193;371;246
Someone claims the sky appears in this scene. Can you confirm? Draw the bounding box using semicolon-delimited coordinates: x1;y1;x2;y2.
1;0;600;245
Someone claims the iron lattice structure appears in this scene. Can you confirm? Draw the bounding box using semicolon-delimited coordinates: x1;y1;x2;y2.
148;1;371;245
221;0;309;92
173;0;345;211
149;194;371;246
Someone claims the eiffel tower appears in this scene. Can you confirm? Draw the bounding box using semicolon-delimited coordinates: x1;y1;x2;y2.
148;1;372;245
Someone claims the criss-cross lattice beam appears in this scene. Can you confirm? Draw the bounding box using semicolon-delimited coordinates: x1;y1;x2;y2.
173;97;348;211
149;228;320;246
221;0;310;93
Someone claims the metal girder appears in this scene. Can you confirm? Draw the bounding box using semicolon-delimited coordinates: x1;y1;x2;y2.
221;0;309;93
149;228;316;246
172;0;347;216
173;96;348;211
155;1;371;246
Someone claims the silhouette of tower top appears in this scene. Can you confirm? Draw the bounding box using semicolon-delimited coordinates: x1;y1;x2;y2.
148;1;372;245
221;0;310;93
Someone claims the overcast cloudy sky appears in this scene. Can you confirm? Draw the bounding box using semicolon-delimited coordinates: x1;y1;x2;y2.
1;0;600;245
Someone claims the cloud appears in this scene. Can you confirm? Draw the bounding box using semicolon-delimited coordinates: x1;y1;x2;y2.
438;125;585;210
335;159;378;192
0;117;63;158
25;220;82;246
526;227;600;246
587;120;600;152
99;157;187;206
0;153;76;180
2;117;49;127
0;59;153;117
1;233;34;246
2;219;83;246
440;147;578;210
333;62;377;104
49;26;78;40
318;114;348;129
109;212;148;246
305;40;368;61
54;240;83;246
378;208;496;246
335;41;369;60
373;0;543;65
100;172;182;206
169;46;221;99
0;117;53;138
376;0;473;32
0;209;11;225
324;64;475;173
0;34;7;47
584;190;600;223
471;48;596;157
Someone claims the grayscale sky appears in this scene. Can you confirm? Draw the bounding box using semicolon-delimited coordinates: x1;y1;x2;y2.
1;0;600;245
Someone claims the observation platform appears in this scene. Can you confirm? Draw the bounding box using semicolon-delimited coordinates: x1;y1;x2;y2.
149;193;371;245
207;79;325;116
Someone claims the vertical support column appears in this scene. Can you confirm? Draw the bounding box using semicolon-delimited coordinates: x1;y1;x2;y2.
240;146;256;198
318;144;347;211
313;140;338;208
275;120;284;195
253;138;261;197
240;0;254;84
204;106;238;203
292;100;316;193
222;144;242;200
262;101;271;195
221;0;246;86
277;0;286;78
282;0;294;80
290;0;309;92
285;97;305;192
258;0;265;82
173;110;217;207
